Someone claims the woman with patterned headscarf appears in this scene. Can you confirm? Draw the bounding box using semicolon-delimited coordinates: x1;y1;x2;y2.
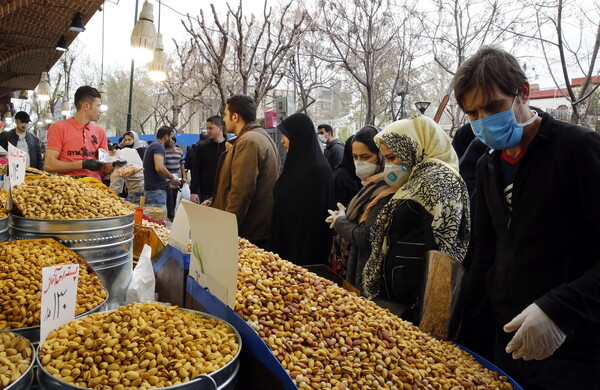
362;115;470;323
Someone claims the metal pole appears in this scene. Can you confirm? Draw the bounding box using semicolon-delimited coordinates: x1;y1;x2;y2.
126;0;139;132
400;93;405;119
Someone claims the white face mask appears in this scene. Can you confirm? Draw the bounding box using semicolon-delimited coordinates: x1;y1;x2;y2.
18;123;28;131
318;134;327;144
383;163;410;187
354;161;378;181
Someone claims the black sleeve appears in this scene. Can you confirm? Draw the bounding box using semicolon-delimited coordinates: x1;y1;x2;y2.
463;156;496;316
331;144;344;170
185;145;196;170
34;136;43;170
0;132;8;152
333;194;391;249
189;145;202;195
536;131;600;332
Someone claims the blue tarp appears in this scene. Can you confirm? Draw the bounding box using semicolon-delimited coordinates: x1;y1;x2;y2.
107;133;203;149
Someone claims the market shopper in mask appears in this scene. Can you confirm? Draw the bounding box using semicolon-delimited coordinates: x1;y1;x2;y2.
318;124;344;171
0;111;43;170
327;126;396;288
349;116;470;323
268;113;333;266
332;136;361;207
456;46;600;390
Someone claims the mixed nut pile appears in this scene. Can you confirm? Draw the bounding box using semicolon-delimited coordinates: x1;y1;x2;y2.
0;239;107;330
235;239;512;390
12;175;133;219
39;302;239;390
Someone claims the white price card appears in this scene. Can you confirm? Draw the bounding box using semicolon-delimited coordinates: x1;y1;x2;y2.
40;264;79;345
98;148;109;162
7;143;26;187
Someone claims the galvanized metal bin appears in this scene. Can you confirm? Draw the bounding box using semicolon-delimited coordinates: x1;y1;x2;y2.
9;213;134;303
4;333;35;390
0;216;8;242
36;309;241;390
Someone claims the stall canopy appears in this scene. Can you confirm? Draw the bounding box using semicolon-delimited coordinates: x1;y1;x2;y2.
0;0;104;100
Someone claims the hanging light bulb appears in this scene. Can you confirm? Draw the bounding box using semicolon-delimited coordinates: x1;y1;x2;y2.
37;72;51;101
148;33;167;81
61;95;71;116
44;111;53;124
130;1;156;64
98;81;108;112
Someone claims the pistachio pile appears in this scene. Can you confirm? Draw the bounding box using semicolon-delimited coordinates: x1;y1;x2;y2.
12;175;134;219
0;239;107;330
39;302;239;389
235;239;512;390
0;332;32;389
111;164;143;178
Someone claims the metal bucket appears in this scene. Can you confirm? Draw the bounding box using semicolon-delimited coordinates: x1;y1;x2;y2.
3;333;35;390
36;309;241;390
9;213;134;303
0;216;8;242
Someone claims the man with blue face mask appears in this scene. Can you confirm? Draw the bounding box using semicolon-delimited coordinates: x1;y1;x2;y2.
456;46;600;390
0;111;43;170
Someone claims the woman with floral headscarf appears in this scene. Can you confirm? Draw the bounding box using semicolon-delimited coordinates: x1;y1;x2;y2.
361;115;470;323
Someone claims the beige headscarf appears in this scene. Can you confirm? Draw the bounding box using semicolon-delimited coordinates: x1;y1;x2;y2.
362;115;470;299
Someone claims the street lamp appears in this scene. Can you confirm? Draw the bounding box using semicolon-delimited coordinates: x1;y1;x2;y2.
415;101;431;115
396;86;407;119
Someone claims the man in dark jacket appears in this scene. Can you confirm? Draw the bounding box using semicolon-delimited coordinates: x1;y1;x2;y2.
456;46;600;389
0;111;43;170
317;124;344;171
190;116;227;203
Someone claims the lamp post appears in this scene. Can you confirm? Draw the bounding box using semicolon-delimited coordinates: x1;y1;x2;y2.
397;86;407;119
415;101;431;115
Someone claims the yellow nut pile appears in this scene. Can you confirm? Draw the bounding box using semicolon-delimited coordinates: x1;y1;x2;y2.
0;189;8;218
235;239;512;390
0;332;32;389
141;220;170;246
40;302;239;390
112;164;143;178
0;239;107;330
12;175;134;219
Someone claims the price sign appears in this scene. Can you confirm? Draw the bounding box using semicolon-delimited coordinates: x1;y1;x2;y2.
40;264;79;345
98;148;109;162
7;143;26;187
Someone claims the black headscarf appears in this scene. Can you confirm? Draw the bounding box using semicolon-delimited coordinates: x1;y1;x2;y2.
268;113;334;266
333;136;361;206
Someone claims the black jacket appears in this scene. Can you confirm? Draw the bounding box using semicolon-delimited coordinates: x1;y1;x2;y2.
0;129;43;170
469;112;600;357
189;139;227;197
325;139;344;171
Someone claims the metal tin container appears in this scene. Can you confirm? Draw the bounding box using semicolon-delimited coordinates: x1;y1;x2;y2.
10;213;134;302
36;309;241;390
0;216;8;242
3;333;35;390
0;295;107;344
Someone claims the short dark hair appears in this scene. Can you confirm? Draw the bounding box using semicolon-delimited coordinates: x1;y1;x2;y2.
74;86;101;111
207;115;225;128
318;124;333;136
353;126;379;154
156;125;173;140
454;46;527;110
226;95;256;123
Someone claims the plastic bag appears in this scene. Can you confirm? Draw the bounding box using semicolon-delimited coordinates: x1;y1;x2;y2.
180;183;191;201
125;244;156;303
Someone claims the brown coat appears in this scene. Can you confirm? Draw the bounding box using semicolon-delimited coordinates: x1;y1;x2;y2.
212;122;280;241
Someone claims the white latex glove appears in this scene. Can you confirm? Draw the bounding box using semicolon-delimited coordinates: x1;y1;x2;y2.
503;303;566;361
325;202;346;228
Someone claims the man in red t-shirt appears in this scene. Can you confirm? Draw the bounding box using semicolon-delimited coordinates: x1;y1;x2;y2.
45;86;109;181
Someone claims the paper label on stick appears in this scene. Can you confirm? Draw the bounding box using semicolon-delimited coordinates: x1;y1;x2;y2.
40;264;79;345
7;143;26;187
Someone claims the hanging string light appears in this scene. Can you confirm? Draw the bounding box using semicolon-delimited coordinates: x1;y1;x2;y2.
130;0;156;64
44;111;53;124
60;95;71;116
37;1;51;101
148;0;167;81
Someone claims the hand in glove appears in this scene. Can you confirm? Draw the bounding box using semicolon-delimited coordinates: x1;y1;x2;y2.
82;159;105;171
503;303;566;361
325;202;346;229
112;159;127;168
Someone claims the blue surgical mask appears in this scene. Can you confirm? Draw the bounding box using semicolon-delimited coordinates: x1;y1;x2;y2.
469;97;538;150
383;163;410;187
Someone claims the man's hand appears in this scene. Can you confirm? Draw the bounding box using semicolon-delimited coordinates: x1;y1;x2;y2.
190;194;200;204
201;198;212;206
325;202;346;228
504;303;566;361
169;177;181;187
82;159;105;171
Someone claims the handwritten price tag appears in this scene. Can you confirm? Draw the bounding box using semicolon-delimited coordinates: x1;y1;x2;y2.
7;143;26;187
40;264;79;345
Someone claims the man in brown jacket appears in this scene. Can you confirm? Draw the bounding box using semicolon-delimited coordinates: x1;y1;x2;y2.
211;94;280;247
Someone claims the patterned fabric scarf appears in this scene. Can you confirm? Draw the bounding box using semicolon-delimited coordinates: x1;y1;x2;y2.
362;116;470;299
